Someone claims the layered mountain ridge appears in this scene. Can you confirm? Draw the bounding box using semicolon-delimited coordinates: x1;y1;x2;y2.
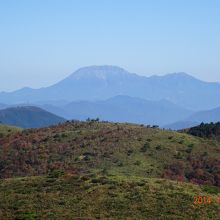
1;65;220;110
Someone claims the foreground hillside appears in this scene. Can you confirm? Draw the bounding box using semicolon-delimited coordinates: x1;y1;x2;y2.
0;106;65;128
1;174;220;219
1;121;220;219
1;121;220;186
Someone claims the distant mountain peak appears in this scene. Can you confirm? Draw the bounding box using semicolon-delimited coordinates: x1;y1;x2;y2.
76;65;127;72
150;72;196;80
164;72;197;79
67;65;133;80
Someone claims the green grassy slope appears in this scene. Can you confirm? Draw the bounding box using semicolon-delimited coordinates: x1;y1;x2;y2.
0;121;220;185
1;121;220;219
1;175;220;220
0;124;21;138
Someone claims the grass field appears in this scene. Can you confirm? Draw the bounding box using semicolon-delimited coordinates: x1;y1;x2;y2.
1;174;220;219
0;121;220;219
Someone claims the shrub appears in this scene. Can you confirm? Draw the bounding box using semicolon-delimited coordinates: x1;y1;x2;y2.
188;143;194;148
134;160;141;166
47;169;64;178
140;142;150;152
15;210;37;220
127;149;133;156
178;140;184;144
202;185;220;194
156;145;162;150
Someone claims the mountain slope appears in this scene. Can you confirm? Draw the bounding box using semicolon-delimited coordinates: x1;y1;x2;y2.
1;66;220;110
45;95;192;126
0;106;65;128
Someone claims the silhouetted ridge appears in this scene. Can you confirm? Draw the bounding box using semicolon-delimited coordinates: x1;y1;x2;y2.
0;106;65;128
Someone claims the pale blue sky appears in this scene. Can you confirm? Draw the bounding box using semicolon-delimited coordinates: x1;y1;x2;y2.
1;0;220;91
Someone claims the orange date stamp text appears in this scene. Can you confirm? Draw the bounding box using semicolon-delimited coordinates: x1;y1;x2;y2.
194;196;220;205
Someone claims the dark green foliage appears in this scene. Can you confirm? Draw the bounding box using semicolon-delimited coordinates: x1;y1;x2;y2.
140;142;150;152
186;122;220;139
152;125;159;128
202;185;220;194
15;210;37;220
178;139;184;144
134;160;141;166
47;170;65;178
188;143;194;148
127;149;133;156
156;144;162;150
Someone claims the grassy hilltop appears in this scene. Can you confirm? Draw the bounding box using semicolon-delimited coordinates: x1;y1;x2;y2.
0;124;22;138
0;121;220;219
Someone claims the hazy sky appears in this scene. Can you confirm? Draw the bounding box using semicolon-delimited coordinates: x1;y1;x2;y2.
1;0;220;91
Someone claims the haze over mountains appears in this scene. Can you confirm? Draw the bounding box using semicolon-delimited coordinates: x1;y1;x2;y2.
165;106;220;130
1;65;220;129
39;95;192;126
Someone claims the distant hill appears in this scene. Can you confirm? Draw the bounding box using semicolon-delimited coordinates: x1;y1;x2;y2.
164;120;199;130
40;95;193;126
165;106;220;129
1;66;220;110
187;106;220;123
0;106;65;128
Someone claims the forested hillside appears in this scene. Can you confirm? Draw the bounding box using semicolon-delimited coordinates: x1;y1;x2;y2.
184;122;220;139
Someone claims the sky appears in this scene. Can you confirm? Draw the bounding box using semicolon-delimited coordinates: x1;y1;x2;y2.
0;0;220;91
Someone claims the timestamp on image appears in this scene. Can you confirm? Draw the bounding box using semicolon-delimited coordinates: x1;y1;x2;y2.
194;196;220;205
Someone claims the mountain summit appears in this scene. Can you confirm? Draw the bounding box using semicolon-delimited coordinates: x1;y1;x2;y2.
66;65;134;80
